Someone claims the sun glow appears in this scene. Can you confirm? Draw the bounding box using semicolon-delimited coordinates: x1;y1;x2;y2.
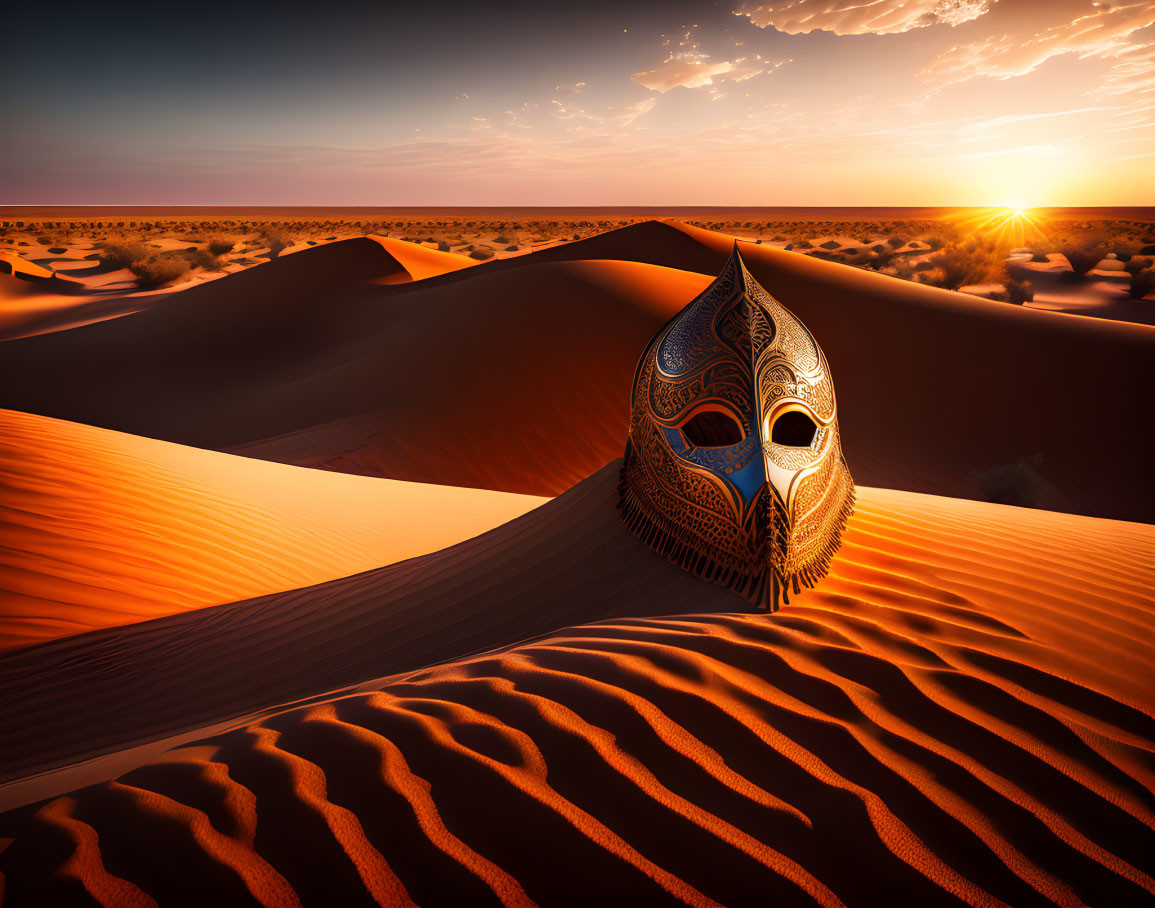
946;205;1048;248
1002;199;1031;215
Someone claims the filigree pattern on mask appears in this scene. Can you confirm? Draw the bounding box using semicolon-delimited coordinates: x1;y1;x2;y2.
619;245;855;610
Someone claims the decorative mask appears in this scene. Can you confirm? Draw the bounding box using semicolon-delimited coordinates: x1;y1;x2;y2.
618;244;854;609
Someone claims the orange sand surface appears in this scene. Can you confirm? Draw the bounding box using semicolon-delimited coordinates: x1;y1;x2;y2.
1;463;1152;905
368;235;477;282
0;409;544;651
0;218;1151;905
2;222;1152;522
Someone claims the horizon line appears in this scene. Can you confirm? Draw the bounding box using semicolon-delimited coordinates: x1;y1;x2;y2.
4;204;1152;211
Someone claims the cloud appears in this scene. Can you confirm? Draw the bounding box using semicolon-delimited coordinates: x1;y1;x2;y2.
605;97;658;125
959;140;1077;157
913;2;1155;157
550;95;657;127
922;1;1155;87
632;59;750;91
631;23;786;92
736;0;996;36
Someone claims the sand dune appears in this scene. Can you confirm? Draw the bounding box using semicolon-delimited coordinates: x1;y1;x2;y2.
0;233;470;341
1;462;1152;905
1;222;1152;520
4;213;1151;907
497;220;1155;518
0;408;544;651
0;253;708;497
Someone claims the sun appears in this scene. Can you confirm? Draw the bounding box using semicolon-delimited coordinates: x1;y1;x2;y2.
945;202;1048;247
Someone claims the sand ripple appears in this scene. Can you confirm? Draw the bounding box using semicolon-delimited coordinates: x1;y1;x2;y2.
2;472;1152;906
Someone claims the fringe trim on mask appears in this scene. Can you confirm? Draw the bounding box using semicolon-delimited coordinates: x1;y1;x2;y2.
617;463;855;612
778;482;856;607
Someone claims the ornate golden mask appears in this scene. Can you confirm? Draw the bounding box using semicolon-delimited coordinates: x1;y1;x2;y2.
619;245;854;609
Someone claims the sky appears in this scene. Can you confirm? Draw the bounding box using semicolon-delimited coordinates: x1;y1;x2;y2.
2;0;1152;206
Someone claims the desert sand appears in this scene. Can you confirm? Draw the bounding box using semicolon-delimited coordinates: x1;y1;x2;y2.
1;222;1152;521
0;408;544;650
0;464;1152;905
0;216;1151;906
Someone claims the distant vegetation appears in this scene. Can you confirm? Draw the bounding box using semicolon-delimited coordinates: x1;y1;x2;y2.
99;243;153;269
2;211;1152;302
1061;242;1108;278
207;235;236;256
128;256;190;289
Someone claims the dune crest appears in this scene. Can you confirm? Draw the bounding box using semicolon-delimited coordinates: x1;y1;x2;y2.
0;254;710;497
1;463;1152;905
364;234;477;282
0;233;445;341
0;409;544;650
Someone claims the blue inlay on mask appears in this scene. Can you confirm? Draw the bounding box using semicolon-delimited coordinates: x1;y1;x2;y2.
661;426;766;505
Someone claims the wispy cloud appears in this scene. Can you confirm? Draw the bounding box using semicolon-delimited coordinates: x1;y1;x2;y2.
551;95;657;126
630;24;787;93
736;0;996;36
960;140;1077;157
922;1;1155;87
917;1;1155;153
958;107;1109;131
539;79;658;129
631;58;768;92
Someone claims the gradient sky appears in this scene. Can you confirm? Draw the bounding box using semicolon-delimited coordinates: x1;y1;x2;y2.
2;0;1152;206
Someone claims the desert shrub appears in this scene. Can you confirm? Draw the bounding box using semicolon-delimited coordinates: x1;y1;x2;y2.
1060;243;1107;277
207;235;236;256
1131;268;1155;300
884;257;915;280
1004;278;1034;305
259;227;292;257
99;243;152;268
180;248;224;271
926;246;993;291
129;255;190;288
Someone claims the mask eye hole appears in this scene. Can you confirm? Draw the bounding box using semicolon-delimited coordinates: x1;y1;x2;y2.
681;410;744;447
771;410;818;447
